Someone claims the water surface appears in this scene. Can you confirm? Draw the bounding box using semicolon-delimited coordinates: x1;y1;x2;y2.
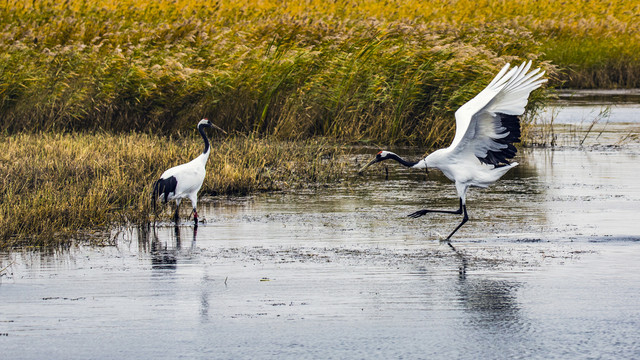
2;91;640;359
543;89;640;124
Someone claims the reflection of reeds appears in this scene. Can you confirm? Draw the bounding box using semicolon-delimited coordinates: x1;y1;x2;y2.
0;133;345;248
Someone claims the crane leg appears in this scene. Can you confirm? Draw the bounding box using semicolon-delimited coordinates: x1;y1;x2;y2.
192;208;198;225
173;205;180;223
173;199;181;223
407;198;464;218
445;204;468;241
407;198;469;241
188;195;199;226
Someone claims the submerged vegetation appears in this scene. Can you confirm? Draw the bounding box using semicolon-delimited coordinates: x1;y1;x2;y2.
2;0;638;246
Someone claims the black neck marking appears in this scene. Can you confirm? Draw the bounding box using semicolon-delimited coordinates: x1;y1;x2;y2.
199;124;210;154
387;153;419;168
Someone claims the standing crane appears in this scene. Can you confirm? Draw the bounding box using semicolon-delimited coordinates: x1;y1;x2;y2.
152;119;226;225
359;61;546;241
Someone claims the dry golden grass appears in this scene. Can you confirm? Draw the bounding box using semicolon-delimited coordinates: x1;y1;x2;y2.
2;0;560;140
0;132;345;248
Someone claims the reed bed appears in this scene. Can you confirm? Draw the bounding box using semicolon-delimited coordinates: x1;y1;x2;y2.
0;0;590;139
0;133;344;248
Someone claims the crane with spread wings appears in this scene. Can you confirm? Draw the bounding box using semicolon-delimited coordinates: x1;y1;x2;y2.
359;61;546;241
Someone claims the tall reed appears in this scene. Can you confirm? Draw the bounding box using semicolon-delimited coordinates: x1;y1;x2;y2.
1;0;566;142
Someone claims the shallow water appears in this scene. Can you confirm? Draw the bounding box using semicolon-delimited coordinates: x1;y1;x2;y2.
2;144;640;359
543;89;640;124
2;91;640;359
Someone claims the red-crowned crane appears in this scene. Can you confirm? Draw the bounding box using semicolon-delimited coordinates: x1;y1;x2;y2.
152;119;226;225
359;61;546;241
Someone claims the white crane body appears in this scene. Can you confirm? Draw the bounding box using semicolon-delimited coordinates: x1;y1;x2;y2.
359;61;546;240
158;152;209;206
152;119;225;225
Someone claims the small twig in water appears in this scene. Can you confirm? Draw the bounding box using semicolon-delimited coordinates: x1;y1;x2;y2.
580;106;610;146
0;261;15;277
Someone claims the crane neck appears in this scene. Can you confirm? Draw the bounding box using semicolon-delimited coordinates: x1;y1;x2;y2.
387;153;419;168
198;124;210;155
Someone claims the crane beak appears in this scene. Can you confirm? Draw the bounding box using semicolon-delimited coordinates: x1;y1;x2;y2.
358;158;379;174
209;123;227;135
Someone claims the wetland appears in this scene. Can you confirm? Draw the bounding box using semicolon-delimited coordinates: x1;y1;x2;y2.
3;2;640;356
2;92;640;359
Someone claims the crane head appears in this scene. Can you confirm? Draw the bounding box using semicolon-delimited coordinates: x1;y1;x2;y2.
198;118;227;134
358;151;392;173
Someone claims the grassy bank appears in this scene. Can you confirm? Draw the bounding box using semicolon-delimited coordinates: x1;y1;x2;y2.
0;133;345;248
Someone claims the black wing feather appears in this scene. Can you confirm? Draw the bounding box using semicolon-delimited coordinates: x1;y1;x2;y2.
151;176;178;212
477;113;521;167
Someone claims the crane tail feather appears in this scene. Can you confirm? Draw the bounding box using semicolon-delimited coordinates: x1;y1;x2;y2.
151;176;178;213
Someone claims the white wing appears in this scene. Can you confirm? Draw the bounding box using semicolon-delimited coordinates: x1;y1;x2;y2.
448;61;546;165
160;158;206;197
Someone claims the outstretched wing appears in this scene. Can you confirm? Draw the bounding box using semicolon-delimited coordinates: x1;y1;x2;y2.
448;61;546;166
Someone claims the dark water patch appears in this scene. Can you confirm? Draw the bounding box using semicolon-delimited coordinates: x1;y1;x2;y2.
555;89;640;105
585;235;640;243
514;238;543;243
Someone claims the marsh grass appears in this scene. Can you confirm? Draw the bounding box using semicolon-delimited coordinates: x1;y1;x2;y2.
1;0;562;140
0;133;345;248
524;104;617;148
522;108;557;148
4;1;636;139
